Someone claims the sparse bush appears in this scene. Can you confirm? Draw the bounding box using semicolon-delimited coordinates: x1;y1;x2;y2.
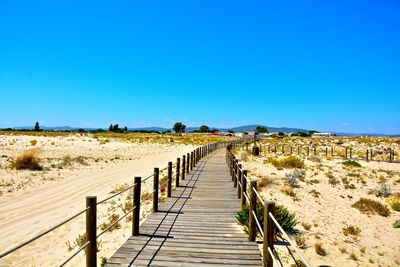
301;221;312;230
352;198;390;217
342;225;361;236
236;204;297;232
309;189;321;198
314;243;327;256
393;220;400;228
99;213;121;232
387;193;400;211
285;170;301;188
258;176;274;188
342;160;362;167
374;183;391;198
266;156;305;169
350;252;358;261
30;139;37;146
11;149;43;170
281;187;298;200
294;234;306;249
110;183;131;194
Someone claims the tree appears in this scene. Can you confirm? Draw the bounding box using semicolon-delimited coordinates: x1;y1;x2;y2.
123;126;128;132
210;128;219;134
256;126;268;134
227;130;235;133
34;122;40;131
199;125;210;133
109;124;113;132
278;132;285;137
173;122;186;133
112;124;120;132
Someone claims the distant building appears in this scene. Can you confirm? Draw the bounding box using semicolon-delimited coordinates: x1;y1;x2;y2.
312;132;336;137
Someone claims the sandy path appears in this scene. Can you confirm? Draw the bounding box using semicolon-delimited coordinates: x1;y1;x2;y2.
0;146;194;265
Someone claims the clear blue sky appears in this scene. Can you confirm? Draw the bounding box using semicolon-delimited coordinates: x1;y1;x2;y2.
1;1;399;134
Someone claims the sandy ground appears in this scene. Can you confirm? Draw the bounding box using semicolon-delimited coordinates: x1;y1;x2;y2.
0;134;196;266
233;137;400;267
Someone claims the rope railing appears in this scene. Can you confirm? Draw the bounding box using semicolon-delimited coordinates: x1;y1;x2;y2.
0;207;89;259
0;141;225;266
226;141;312;267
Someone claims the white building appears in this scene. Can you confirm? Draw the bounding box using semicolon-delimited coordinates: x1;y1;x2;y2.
312;132;336;137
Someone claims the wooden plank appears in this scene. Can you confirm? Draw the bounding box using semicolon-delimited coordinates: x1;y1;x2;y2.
106;149;261;266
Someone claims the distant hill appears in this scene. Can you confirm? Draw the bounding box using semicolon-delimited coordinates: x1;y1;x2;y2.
229;125;310;133
6;125;398;137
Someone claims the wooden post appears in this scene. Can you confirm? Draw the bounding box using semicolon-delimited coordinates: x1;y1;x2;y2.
268;145;270;153
153;168;159;212
191;151;194;170
331;146;334;157
350;148;352;159
274;145;277;153
237;164;242;198
182;155;186;180
263;201;275;267
345;148;348;159
282;145;284;155
290;146;292;155
241;170;247;208
248;180;257;242
325;147;328;156
366;149;369;162
389;149;393;163
167;162;172;197
86;196;97;267
234;159;239;187
370;149;373;161
133;176;141;236
314;147;317;156
307;147;310;156
186;153;190;173
176;158;180;187
298;146;300;154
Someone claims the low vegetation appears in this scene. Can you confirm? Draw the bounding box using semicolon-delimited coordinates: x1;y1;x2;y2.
11;149;43;170
342;225;361;236
314;243;327;256
342;160;362;168
352;198;390;217
266;156;305;169
236;204;297;233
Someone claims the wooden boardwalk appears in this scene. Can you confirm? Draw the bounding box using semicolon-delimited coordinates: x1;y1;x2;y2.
106;149;262;266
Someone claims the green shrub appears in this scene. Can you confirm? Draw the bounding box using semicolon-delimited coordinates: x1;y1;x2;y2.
352;198;390;217
236;204;297;232
342;160;362;167
375;183;391;198
393;220;400;228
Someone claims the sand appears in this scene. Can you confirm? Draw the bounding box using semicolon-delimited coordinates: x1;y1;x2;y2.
234;137;400;267
0;134;196;266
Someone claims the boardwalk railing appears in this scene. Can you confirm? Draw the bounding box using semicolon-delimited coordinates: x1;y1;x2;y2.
0;142;228;267
226;143;311;267
243;142;398;163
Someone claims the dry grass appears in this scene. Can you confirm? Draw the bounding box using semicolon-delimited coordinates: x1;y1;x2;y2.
265;156;305;169
342;225;361;236
11;149;43;170
294;234;307;249
314;243;327;256
99;213;121;232
352;198;390;217
258;176;274;189
301;221;312;230
309;189;321;198
110;183;131;194
386;193;400;211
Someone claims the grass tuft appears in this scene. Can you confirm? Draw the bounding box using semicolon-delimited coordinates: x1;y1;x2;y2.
352;198;390;217
11;149;43;170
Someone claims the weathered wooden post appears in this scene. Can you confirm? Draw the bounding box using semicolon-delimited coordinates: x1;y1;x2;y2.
282;145;284;155
298;146;300;154
249;180;257;242
234;159;239;187
290;146;293;155
182;155;186;180
86;196;97;267
190;152;194;170
325;147;328;156
370;149;373;161
331;146;334;157
274;145;277;153
268;145;270;153
389;148;393;163
345;148;348;159
167;162;172;197
241;170;247;208
350;148;353;159
366;149;369;162
237;164;242;198
133;176;141;236
314;147;317;156
153;168;159;212
307;147;310;156
187;153;190;173
263;201;275;267
176;158;180;187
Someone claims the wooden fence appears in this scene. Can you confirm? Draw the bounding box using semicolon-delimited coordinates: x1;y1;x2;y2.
241;142;398;163
0;142;227;267
226;143;311;267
